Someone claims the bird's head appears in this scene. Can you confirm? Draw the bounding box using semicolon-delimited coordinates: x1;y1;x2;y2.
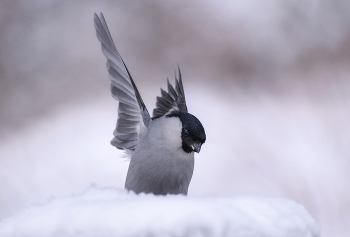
166;111;206;153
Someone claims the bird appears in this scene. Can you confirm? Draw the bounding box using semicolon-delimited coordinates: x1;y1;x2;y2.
94;13;206;195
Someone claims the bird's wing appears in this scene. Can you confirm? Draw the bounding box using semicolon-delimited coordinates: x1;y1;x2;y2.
94;13;150;150
152;67;188;118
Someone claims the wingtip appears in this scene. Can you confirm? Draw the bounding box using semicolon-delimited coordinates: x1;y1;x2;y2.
174;68;177;81
94;12;104;20
167;77;171;88
175;64;186;103
177;65;182;82
94;12;100;24
98;12;106;24
173;64;182;85
176;63;181;73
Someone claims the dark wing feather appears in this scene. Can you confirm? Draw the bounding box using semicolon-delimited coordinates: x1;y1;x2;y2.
94;13;150;150
152;67;188;118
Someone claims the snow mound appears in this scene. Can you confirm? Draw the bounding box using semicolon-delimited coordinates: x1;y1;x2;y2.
0;186;319;237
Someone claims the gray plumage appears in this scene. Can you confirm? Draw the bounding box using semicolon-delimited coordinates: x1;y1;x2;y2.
94;13;206;195
153;70;188;118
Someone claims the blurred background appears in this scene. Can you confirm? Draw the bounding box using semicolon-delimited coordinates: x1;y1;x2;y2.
1;0;350;236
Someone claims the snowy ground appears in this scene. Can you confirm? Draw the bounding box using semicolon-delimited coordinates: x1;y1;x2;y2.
0;186;318;237
1;85;349;236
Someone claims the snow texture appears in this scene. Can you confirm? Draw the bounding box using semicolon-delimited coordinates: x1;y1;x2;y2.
0;186;318;237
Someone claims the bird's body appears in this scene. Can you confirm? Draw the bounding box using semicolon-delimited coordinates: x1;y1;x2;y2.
94;13;205;195
125;116;195;195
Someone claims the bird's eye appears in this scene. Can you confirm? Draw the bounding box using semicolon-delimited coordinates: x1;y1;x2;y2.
183;129;189;136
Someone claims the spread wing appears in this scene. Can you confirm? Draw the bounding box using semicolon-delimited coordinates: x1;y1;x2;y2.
94;13;150;150
153;67;188;118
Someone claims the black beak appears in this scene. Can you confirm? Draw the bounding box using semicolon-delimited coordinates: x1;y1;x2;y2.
192;142;202;153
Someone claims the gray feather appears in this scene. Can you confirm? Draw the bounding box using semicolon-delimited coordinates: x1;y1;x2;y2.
152;67;188;118
94;13;150;150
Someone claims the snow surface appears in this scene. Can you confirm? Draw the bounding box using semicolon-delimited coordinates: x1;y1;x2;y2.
0;186;318;237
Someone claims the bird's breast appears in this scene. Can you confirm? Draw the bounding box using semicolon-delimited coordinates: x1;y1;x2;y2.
125;146;194;195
